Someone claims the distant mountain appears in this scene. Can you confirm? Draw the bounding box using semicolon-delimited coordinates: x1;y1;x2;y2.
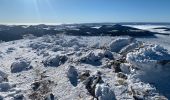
65;24;155;37
153;27;170;31
0;24;158;42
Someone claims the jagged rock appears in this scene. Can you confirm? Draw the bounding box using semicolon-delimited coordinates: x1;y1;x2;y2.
111;61;122;73
78;70;90;81
83;71;103;97
31;81;41;91
133;95;144;100
10;60;32;73
29;80;53;100
117;72;128;80
67;66;78;87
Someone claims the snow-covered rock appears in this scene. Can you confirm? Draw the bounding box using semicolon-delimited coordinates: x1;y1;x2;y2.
80;50;103;65
109;38;133;52
0;35;170;99
126;44;170;71
95;84;116;100
10;60;32;73
43;55;67;67
119;41;142;54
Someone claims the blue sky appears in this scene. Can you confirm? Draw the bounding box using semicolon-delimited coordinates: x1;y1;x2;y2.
0;0;170;24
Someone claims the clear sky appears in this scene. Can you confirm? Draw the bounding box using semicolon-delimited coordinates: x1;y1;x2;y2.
0;0;170;24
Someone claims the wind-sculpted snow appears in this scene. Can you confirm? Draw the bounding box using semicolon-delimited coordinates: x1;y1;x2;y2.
0;35;169;99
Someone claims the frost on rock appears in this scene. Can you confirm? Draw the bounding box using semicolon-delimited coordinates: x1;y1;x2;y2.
109;38;134;52
126;44;170;99
126;44;170;71
79;49;113;66
43;55;67;67
119;41;143;55
80;50;102;66
11;59;32;73
95;84;116;100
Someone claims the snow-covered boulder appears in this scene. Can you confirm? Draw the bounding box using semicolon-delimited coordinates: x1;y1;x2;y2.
126;44;170;71
119;41;143;54
80;50;103;65
126;44;170;98
95;84;116;100
11;60;32;73
109;38;133;52
43;55;67;67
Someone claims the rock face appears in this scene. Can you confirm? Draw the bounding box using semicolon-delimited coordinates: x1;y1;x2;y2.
11;60;32;73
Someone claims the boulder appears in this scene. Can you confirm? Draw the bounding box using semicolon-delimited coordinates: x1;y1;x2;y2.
11;60;32;73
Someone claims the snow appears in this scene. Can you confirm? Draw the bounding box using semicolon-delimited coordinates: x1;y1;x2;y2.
10;59;32;73
0;31;170;99
95;83;116;100
109;38;132;52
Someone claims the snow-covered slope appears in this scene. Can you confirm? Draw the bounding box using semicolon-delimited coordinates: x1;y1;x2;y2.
0;35;170;100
